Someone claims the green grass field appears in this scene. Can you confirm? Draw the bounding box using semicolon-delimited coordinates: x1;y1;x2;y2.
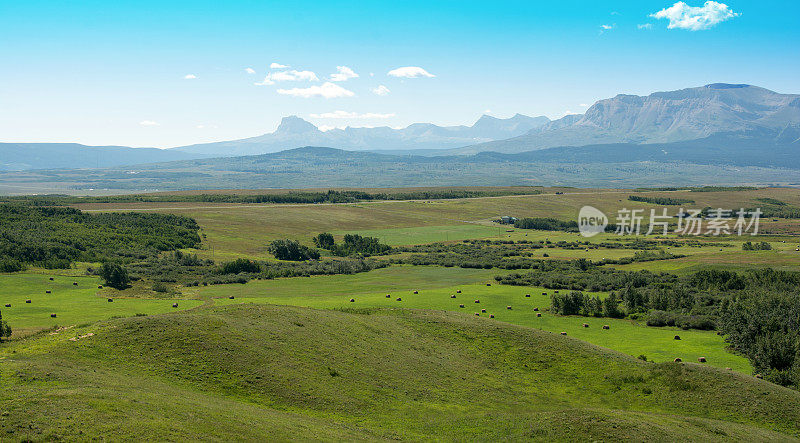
0;273;204;337
200;265;750;373
1;304;797;440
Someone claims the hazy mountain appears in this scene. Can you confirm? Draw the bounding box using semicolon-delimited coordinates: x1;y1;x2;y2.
455;84;800;154
175;114;550;156
0;143;205;171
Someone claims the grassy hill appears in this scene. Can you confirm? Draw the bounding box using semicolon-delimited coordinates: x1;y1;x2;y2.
2;304;799;440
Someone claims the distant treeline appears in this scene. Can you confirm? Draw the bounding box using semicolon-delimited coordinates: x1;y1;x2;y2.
1;189;542;206
0;204;201;269
513;217;617;233
634;186;760;192
628;195;695;205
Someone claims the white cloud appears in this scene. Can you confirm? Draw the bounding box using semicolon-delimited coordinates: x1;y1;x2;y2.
330;66;359;82
270;62;289;69
371;85;390;96
650;1;739;31
245;68;256;74
318;125;340;132
254;69;319;86
277;82;355;99
184;74;197;79
637;23;654;29
563;110;579;116
387;66;435;78
309;110;395;119
600;24;616;30
139;120;160;126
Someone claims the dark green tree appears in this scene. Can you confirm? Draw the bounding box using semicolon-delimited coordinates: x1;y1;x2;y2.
99;262;131;289
268;239;320;261
313;232;335;249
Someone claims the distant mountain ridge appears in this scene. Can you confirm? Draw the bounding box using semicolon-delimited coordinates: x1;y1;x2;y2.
174;114;551;156
0;143;204;171
455;83;800;154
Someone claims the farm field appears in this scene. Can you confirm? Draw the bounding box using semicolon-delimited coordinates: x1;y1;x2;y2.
201;266;750;372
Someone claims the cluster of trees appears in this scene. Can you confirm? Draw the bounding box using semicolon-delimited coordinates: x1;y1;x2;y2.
99;262;131;289
0;309;11;341
742;241;773;251
628;195;695;205
0;204;201;269
720;292;800;387
313;233;391;257
268;239;321;261
514;217;579;231
3;189;542;206
219;258;261;274
550;291;623;318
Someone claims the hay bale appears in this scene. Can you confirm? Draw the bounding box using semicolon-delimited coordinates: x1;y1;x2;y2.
50;313;57;318
536;313;542;317
481;309;486;313
554;290;559;294
229;295;235;299
459;304;465;308
45;290;51;294
98;285;103;289
107;298;113;302
486;283;491;286
25;299;31;303
456;290;461;293
413;290;418;294
49;277;54;281
674;335;681;340
533;307;539;311
725;367;732;371
475;313;480;316
73;282;78;286
386;294;391;298
4;304;10;307
474;299;480;303
674;358;682;362
560;332;567;335
396;297;402;301
542;292;547;295
450;295;456;298
349;298;355;302
490;314;494;318
525;294;531;298
698;357;706;363
602;325;610;330
172;303;178;308
506;306;512;310
582;323;589;328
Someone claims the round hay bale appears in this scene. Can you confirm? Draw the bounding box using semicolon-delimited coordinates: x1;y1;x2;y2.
459;304;465;308
474;299;480;303
4;303;10;307
50;313;57;318
450;294;456;298
107;298;113;302
533;307;539;311
98;285;103;289
413;290;418;294
49;277;54;281
73;282;78;286
489;314;494;319
674;358;682;362
349;298;355;302
229;295;235;299
172;303;178;308
525;294;531;298
602;325;610;330
542;292;547;295
698;357;706;363
560;332;567;335
582;323;589;328
396;297;402;301
674;335;681;340
486;283;491;286
475;313;480;316
554;290;559;294
506;306;512;310
456;290;461;294
481;309;486;313
25;299;31;303
45;290;51;294
536;313;542;317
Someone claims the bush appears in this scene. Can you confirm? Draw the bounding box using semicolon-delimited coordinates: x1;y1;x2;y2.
0;309;11;341
220;258;261;274
99;262;131;290
268;239;320;261
152;282;168;293
313;232;335;249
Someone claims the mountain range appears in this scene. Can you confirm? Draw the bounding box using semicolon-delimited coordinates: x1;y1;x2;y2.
174;113;551;156
1;83;798;173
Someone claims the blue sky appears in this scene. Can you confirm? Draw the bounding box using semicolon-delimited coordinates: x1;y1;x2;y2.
1;0;798;148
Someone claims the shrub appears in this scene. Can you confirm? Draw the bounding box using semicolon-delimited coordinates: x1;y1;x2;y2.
313;232;335;249
152;282;168;293
220;258;261;274
99;262;131;290
268;239;320;261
